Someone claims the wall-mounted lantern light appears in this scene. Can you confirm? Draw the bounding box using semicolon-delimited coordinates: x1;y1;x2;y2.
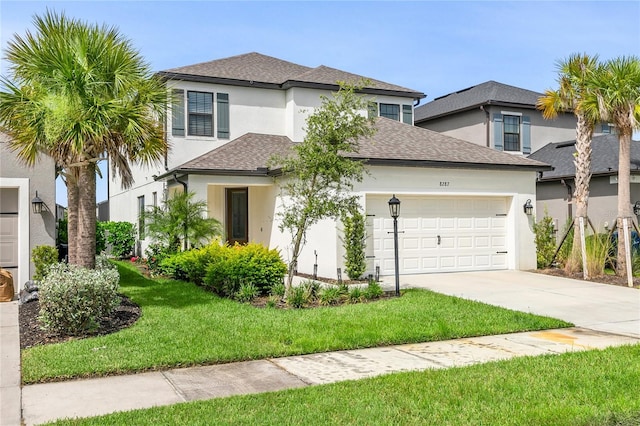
523;199;533;215
32;191;45;214
634;201;640;216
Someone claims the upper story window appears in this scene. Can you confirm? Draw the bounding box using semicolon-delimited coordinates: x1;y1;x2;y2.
171;90;230;139
601;123;615;134
379;103;400;121
188;91;213;136
402;105;412;124
503;115;520;151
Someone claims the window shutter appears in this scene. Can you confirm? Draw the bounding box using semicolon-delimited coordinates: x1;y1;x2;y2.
171;89;185;137
493;113;503;151
217;93;229;139
522;115;531;154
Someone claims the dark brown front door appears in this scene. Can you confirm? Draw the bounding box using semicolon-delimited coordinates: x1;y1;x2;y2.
226;188;248;245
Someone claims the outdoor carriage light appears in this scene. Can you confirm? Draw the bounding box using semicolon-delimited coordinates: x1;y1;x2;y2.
634;201;640;216
388;194;401;297
31;191;45;214
523;199;533;215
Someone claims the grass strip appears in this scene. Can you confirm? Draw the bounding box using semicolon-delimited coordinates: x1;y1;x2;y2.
48;344;640;425
22;262;570;384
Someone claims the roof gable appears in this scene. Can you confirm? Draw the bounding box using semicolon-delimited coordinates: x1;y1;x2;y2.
415;80;543;122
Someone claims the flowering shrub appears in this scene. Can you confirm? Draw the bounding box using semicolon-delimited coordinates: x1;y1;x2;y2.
38;263;120;335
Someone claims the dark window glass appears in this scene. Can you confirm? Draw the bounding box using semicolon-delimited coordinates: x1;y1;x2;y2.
503;115;520;151
172;89;185;136
402;105;412;124
188;91;213;136
379;103;400;121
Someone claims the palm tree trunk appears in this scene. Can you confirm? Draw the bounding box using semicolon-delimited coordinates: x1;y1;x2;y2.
76;163;96;269
66;170;79;265
616;131;632;277
568;114;593;273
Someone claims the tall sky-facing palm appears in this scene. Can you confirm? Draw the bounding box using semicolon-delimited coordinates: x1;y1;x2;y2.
591;56;640;278
537;54;600;273
0;11;167;269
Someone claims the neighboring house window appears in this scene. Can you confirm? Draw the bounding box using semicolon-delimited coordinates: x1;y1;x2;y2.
379;103;400;121
503;115;520;151
188;91;213;136
601;123;614;134
152;191;157;207
217;93;229;139
172;89;185;137
368;102;378;119
402;105;412;124
137;195;145;239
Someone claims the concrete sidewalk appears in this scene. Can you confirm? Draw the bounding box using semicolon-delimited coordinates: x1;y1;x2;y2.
19;327;639;425
2;270;639;425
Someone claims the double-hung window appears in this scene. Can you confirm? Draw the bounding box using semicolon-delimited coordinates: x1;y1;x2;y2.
503;115;520;151
188;91;214;136
402;105;412;124
171;89;185;136
379;103;400;121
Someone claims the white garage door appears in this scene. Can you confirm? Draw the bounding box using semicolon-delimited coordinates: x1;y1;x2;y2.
0;188;20;281
367;195;509;275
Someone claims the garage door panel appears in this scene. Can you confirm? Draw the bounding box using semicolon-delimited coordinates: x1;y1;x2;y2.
367;195;509;274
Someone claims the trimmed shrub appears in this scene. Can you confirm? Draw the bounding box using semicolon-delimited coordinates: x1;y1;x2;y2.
31;245;59;281
533;210;556;269
204;243;287;296
38;263;120;335
341;207;367;280
161;242;228;285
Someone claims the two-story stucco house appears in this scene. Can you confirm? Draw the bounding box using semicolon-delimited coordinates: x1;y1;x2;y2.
0;133;57;293
108;53;549;279
414;80;584;155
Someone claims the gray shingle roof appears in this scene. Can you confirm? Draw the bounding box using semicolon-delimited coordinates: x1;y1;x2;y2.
173;133;294;174
414;80;543;122
528;135;640;180
160;52;425;98
350;117;550;169
166;118;549;176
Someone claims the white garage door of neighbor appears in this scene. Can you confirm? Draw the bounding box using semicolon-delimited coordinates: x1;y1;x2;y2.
367;195;509;275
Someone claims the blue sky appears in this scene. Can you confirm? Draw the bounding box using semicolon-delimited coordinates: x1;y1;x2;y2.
2;1;640;206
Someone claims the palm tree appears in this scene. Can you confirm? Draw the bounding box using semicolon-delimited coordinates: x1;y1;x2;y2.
591;56;640;278
0;11;167;269
537;54;600;273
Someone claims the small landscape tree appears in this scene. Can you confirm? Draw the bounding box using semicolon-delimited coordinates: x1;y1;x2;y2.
271;81;377;289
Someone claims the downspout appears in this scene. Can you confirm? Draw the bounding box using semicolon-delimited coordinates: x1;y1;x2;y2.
173;173;188;250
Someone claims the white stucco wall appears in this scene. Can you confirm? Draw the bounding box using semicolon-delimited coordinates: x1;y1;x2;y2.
269;165;538;279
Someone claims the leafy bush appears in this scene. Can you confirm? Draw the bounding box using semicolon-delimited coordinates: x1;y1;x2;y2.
286;285;308;308
364;280;384;299
38;263;120;335
270;282;286;298
31;245;59;281
318;286;343;306
95;254;117;271
144;243;176;276
162;242;228;285
533;210;556;269
204;243;287;296
348;286;365;304
97;222;136;258
341;207;367;280
235;282;259;303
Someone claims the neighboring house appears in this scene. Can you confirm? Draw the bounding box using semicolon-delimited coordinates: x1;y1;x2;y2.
108;53;549;278
414;80;606;155
529;135;640;234
0;133;56;292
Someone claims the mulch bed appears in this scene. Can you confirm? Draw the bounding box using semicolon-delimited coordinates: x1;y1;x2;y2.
19;295;141;350
535;268;640;288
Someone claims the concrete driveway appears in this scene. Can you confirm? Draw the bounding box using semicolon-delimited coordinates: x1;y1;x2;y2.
381;270;640;338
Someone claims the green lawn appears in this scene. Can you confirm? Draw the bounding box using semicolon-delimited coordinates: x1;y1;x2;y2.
22;262;570;384
49;344;640;425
